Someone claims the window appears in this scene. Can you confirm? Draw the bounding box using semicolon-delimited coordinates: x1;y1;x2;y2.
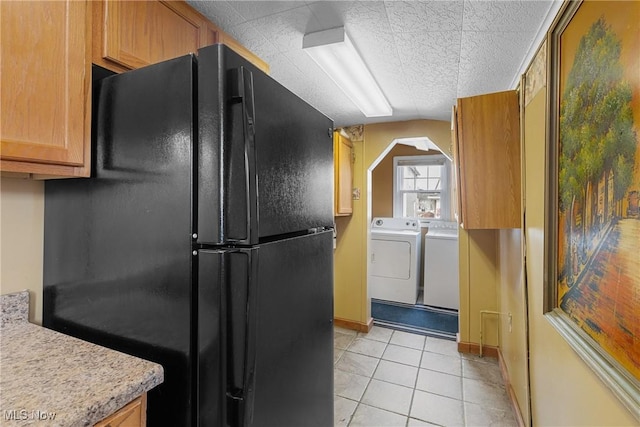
393;155;452;220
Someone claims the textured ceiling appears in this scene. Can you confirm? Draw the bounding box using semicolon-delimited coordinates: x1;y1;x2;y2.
187;0;561;127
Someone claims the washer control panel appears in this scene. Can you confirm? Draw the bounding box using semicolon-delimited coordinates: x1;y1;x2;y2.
371;217;420;231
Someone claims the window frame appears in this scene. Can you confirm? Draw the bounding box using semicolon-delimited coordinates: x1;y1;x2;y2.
392;154;452;220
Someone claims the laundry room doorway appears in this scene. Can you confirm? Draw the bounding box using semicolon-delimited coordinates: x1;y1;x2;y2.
367;136;460;339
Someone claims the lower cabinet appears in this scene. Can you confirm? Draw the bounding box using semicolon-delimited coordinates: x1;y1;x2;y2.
94;394;147;427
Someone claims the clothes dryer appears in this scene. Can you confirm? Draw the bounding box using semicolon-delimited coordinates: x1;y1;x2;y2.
369;217;422;305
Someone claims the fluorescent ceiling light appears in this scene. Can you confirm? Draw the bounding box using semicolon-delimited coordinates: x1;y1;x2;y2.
303;27;392;118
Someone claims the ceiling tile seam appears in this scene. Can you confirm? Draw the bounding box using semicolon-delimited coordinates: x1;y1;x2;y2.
382;2;420;118
305;3;324;34
508;1;563;89
224;19;278;59
228;2;311;25
270;49;307;82
217;1;251;26
279;50;348;107
455;0;468;99
270;4;321;55
391;59;452;119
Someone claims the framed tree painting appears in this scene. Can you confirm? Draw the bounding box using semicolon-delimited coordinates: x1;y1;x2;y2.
545;0;640;419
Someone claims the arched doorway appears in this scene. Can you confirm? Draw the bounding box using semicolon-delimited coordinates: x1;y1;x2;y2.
367;137;459;339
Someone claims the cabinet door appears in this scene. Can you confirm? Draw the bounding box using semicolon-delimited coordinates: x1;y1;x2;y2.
93;1;270;75
451;106;463;225
94;394;147;427
455;90;521;229
0;0;91;177
334;132;353;216
94;0;212;72
218;31;270;75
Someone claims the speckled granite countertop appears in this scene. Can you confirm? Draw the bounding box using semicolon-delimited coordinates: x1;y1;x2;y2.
0;291;164;426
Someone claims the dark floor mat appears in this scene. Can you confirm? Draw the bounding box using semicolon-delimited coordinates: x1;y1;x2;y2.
371;299;458;340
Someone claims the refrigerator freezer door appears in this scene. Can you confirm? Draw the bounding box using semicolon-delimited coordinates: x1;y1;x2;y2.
250;230;334;427
197;45;334;245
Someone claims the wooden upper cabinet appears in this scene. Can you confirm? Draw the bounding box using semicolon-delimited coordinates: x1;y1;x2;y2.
202;21;220;47
334;132;354;216
93;1;269;75
93;0;216;73
454;90;521;229
451;106;463;225
0;0;91;177
218;31;270;74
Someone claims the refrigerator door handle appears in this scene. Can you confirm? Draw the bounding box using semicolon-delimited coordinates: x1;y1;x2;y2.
228;67;259;245
241;249;258;427
224;248;259;427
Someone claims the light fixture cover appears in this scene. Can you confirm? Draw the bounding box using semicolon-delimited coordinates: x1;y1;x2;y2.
303;27;392;118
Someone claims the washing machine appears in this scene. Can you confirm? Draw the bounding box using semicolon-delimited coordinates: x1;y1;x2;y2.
423;222;459;310
369;217;422;305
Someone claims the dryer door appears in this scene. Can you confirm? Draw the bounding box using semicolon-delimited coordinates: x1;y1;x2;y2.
370;239;411;280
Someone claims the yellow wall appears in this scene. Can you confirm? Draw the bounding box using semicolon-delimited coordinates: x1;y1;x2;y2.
497;228;529;423
0;177;44;324
334;118;501;348
371;144;438;218
334;139;368;325
524;65;638;426
490;37;638;425
335;119;455;328
520;58;637;427
458;228;498;346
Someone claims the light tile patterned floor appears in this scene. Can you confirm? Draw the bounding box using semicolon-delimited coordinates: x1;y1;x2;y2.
334;326;517;427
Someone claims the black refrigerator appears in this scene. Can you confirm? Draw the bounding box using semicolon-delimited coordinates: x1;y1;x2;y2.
43;44;335;427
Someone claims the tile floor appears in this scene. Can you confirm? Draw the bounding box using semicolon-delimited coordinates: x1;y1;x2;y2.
333;326;517;427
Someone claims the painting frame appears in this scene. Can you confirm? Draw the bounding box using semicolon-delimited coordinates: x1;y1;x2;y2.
544;0;640;420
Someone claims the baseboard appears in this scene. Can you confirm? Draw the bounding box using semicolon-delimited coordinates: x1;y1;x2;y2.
457;341;499;359
497;350;527;427
334;316;373;333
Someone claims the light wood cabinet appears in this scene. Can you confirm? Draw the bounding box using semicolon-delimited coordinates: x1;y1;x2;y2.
334;132;354;216
93;0;215;73
94;394;146;427
0;0;91;177
218;31;270;74
93;0;269;75
454;90;521;229
1;0;268;179
451;106;462;223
